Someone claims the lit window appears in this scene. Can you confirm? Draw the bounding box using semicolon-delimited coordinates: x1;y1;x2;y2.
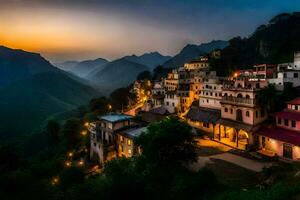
128;149;132;154
127;139;132;146
120;135;124;142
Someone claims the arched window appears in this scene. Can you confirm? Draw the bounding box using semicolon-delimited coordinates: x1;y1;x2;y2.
246;94;250;99
246;111;250;117
237;93;243;98
225;107;228;112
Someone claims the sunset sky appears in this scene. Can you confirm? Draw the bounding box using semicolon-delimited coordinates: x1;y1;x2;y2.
1;0;300;62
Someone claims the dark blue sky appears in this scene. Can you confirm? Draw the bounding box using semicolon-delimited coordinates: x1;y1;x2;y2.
1;0;300;61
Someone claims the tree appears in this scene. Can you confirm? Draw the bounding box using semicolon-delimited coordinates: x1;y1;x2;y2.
61;119;82;148
257;84;279;113
136;118;197;165
89;97;110;114
137;70;152;80
46;119;60;143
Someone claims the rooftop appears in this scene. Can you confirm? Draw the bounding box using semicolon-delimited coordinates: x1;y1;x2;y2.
121;126;148;139
287;97;300;105
256;126;300;146
99;113;133;123
275;110;300;121
185;106;220;124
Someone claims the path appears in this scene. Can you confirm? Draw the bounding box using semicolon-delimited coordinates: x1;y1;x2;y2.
191;138;273;172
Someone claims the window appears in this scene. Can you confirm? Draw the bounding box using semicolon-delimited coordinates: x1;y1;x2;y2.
225;108;228;112
278;118;282;125
296;105;298;111
246;111;250;117
284;119;289;126
127;139;132;146
207;99;209;103
128;149;132;154
120;135;124;142
292;120;296;128
230;109;233;114
255;111;258;118
294;73;298;78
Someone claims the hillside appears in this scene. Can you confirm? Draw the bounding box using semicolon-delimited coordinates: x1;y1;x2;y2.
87;58;148;92
56;58;108;78
0;72;99;139
0;46;59;87
211;12;300;76
55;61;79;71
162;40;228;68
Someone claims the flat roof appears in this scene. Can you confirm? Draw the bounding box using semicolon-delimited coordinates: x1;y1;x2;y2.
99;113;133;123
122;127;147;138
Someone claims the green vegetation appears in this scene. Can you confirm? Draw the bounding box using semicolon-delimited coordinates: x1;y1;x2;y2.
210;12;300;76
1;118;300;200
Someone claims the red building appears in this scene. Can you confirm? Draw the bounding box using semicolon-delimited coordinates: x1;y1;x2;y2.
256;97;300;160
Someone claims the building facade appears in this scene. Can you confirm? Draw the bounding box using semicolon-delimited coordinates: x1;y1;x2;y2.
256;97;300;160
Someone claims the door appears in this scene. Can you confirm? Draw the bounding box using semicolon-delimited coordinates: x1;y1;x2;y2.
283;143;293;159
236;109;243;122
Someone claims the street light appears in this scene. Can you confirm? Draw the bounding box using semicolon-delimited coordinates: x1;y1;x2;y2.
81;130;87;136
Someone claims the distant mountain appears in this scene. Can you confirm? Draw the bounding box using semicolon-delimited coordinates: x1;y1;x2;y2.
87;57;148;93
124;52;171;70
0;46;59;87
55;61;79;71
210;12;300;76
56;58;108;78
162;40;228;69
0;46;100;139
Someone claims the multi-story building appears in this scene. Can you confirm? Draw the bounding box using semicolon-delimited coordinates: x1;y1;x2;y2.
151;81;165;108
116;127;146;158
184;56;209;70
164;70;179;91
256;97;300;160
164;90;180;113
253;64;277;78
177;58;214;113
89;113;141;165
268;52;300;90
199;78;223;110
213;78;268;150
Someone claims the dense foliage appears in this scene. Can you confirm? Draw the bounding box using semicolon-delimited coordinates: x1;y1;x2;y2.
210;12;300;76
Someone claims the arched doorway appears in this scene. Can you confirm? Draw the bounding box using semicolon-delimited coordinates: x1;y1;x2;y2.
236;109;243;121
237;130;249;150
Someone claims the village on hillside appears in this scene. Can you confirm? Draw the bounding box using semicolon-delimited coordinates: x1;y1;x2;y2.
87;51;300;170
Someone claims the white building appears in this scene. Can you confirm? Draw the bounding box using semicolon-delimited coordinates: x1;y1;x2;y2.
164;91;180;113
199;78;223;110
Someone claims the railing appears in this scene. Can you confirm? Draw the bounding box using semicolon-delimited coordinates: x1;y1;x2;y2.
221;96;256;106
222;85;259;91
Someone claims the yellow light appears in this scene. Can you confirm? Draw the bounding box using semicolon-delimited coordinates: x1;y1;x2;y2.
84;122;89;127
68;152;73;157
78;160;84;166
51;176;59;186
234;72;238;78
65;161;72;167
81;130;87;136
108;104;112;110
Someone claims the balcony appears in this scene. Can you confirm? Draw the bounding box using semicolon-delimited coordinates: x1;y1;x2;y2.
221;96;256;107
222;85;260;92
